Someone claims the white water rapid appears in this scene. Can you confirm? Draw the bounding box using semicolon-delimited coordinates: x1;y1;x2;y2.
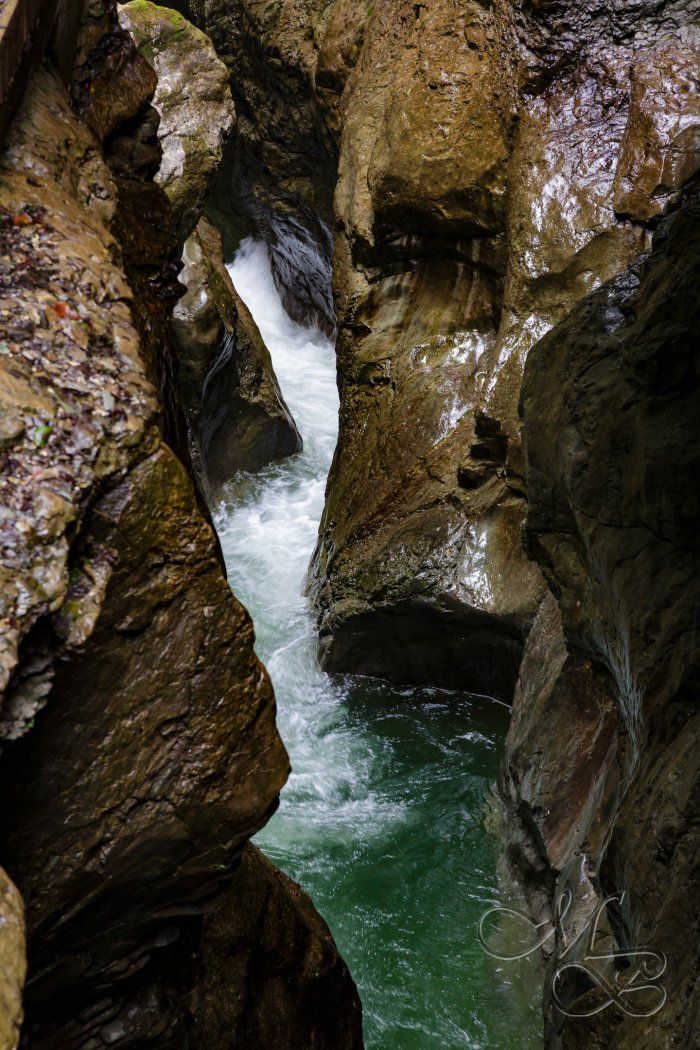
213;238;541;1049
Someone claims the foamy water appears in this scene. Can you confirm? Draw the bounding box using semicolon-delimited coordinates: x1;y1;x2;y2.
213;239;541;1049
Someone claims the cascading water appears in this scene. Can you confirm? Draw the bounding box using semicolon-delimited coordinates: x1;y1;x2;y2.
213;239;541;1049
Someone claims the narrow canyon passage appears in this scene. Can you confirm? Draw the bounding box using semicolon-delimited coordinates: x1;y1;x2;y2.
213;241;540;1048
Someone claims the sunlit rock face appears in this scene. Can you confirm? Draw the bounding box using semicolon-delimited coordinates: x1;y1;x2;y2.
304;0;700;694
506;181;700;1047
119;0;235;241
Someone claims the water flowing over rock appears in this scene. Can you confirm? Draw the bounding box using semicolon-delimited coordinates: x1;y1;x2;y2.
1;0;698;1046
176;3;699;1043
172;218;302;495
171;0;339;333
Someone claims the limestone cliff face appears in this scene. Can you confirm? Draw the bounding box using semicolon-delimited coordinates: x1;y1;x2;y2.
310;0;699;694
178;3;697;697
119;1;303;492
0;3;359;1047
504;184;700;1047
119;0;235;243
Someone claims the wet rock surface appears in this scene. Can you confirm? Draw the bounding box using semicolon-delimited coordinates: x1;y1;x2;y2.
172;218;302;495
0;446;288;1046
179;4;700;1044
193;844;364;1049
119;0;236;242
505;181;700;1046
0;4;359;1047
292;0;698;695
0;62;159;733
174;0;339;333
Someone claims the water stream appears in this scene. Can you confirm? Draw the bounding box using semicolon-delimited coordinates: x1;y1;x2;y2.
213;239;541;1049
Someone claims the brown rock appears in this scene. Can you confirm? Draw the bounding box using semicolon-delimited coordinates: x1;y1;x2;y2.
613;44;700;221
310;0;696;700
504;593;620;877
71;13;158;142
0;867;25;1050
517;181;700;1046
367;0;512;238
119;0;236;241
183;0;338;333
172;218;302;493
193;844;363;1049
0;444;289;1046
0;6;357;1048
0;64;158;721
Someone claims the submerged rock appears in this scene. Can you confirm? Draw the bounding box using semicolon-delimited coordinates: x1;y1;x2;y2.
172;218;302;494
119;0;235;241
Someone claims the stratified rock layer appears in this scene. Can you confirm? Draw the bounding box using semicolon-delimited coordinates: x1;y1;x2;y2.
172;218;302;495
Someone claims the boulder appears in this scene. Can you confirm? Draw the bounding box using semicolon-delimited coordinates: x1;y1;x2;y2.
172;218;302;494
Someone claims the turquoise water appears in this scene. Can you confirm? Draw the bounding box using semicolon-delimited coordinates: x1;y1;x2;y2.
214;240;542;1048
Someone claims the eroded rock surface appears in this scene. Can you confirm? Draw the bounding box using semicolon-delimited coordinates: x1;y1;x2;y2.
172;0;339;333
119;0;236;241
297;0;698;695
505;181;700;1047
172;218;302;495
0;4;359;1047
194;844;363;1048
0;867;25;1050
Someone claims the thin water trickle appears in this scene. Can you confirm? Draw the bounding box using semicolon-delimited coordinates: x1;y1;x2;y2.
213;238;541;1049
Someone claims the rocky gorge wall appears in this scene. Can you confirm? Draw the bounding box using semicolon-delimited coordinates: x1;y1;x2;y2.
166;1;700;1046
0;1;361;1046
1;0;699;1047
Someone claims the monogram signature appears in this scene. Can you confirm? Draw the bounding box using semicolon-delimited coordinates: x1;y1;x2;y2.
478;890;667;1018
